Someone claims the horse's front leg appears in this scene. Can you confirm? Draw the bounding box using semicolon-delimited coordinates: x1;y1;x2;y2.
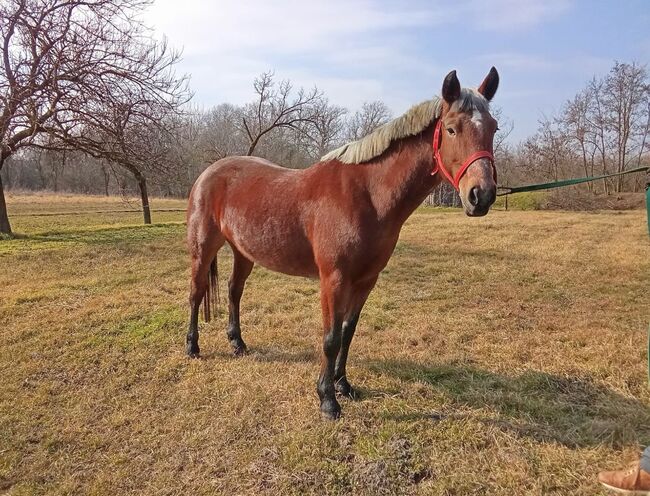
317;272;349;420
334;276;377;400
333;313;359;399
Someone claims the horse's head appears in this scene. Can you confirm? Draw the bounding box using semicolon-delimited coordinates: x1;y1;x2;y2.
436;67;500;217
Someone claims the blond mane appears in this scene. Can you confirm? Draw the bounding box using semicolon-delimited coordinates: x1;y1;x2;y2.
322;89;489;164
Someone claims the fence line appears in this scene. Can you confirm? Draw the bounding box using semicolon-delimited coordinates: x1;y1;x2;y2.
11;208;187;217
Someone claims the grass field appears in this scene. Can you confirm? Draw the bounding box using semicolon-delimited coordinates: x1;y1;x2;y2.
1;192;649;495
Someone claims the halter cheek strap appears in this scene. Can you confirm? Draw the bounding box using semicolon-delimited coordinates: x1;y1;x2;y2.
431;119;497;191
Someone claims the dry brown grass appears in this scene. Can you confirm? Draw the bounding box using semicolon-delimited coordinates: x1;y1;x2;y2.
1;193;649;495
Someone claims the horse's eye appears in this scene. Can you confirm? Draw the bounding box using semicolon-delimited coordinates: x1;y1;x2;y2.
446;127;456;136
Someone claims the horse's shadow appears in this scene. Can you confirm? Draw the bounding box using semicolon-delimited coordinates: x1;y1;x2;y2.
249;346;316;364
197;346;315;363
365;359;650;449
201;346;650;449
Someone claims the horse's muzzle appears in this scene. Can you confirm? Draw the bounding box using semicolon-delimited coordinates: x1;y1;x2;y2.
464;185;496;217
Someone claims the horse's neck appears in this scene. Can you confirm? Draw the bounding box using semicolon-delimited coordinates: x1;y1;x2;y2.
365;127;440;223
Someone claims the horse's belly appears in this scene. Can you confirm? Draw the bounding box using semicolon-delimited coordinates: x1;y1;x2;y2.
246;240;318;278
222;213;318;278
254;252;318;278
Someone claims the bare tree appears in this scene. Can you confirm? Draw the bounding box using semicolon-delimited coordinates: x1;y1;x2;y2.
491;106;513;155
563;89;597;190
168;109;207;195
201;103;247;162
522;61;649;197
54;95;187;223
602;62;648;192
239;71;322;156
632;98;650;190
310;98;347;158
523;116;575;182
551;63;650;194
345;101;392;142
585;77;616;193
0;0;188;233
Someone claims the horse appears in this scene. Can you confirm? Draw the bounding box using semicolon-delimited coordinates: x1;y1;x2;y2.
186;68;500;420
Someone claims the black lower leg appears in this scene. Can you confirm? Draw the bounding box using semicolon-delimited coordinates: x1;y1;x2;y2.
318;325;342;420
334;313;359;398
186;301;201;357
227;253;253;356
227;315;246;356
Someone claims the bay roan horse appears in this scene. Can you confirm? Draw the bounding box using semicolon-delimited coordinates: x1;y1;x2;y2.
186;68;500;419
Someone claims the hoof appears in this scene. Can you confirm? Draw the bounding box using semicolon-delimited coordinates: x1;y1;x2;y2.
186;341;200;358
320;400;341;421
335;377;358;400
320;409;341;421
230;339;248;357
232;346;248;357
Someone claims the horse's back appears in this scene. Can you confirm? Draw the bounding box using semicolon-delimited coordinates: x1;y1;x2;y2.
189;156;297;221
189;156;319;277
192;156;294;193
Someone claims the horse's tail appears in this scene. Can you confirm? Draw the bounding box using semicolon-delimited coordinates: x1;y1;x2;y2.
203;257;219;322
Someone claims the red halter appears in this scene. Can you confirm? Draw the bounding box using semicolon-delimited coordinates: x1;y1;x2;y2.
431;119;497;191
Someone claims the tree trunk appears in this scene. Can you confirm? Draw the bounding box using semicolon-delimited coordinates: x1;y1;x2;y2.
101;164;110;196
37;154;47;189
53;150;66;193
580;144;592;192
0;170;12;235
135;172;152;224
616;154;623;193
246;136;260;156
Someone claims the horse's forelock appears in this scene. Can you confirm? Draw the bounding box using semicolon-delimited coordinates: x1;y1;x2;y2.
450;88;490;114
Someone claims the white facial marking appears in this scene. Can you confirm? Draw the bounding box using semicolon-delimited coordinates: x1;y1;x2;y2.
471;109;483;129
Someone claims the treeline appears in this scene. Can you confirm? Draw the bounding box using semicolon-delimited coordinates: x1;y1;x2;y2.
2;66;514;209
7;62;649;206
3;72;396;199
1;0;648;235
498;61;650;194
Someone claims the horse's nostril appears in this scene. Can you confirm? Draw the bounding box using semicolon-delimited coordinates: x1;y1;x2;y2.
469;186;480;206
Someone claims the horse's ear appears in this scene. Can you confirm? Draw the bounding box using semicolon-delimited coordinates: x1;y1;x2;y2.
478;67;499;101
442;70;461;104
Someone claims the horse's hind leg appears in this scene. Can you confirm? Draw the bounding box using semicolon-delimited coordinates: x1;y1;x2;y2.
187;220;224;357
227;247;254;356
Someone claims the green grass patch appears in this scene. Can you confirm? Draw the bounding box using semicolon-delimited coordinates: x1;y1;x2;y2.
494;191;547;210
0;222;185;255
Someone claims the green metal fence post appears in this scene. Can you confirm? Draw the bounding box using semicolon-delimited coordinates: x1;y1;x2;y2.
646;181;650;237
642;171;649;385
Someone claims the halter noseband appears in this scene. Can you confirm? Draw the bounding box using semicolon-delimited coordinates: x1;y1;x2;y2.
431;119;497;191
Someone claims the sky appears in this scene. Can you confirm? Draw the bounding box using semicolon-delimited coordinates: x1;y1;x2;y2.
144;0;650;143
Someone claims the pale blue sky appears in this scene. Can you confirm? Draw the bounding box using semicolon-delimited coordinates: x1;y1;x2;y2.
145;0;650;143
